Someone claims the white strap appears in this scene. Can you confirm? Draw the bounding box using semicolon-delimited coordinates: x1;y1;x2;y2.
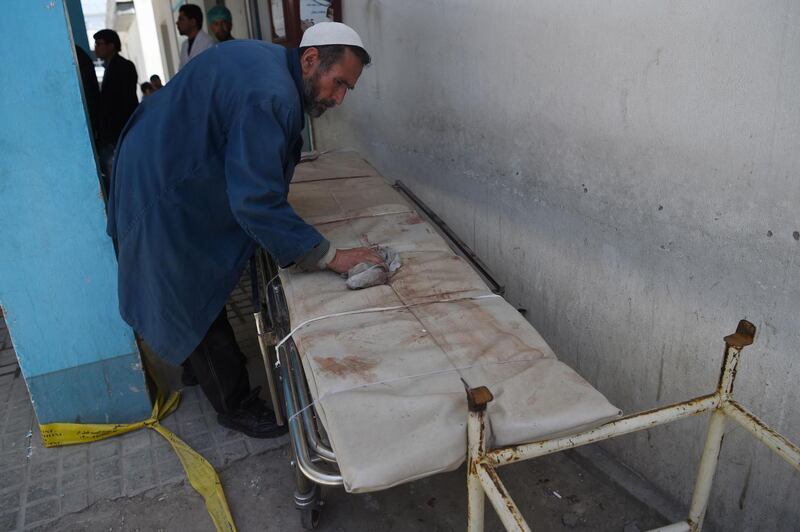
275;293;502;349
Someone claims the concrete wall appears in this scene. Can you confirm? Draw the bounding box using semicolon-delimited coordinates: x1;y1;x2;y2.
152;0;181;80
119;17;146;86
314;1;800;530
130;0;167;82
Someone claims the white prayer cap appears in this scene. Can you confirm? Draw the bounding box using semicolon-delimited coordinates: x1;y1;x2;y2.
299;22;365;50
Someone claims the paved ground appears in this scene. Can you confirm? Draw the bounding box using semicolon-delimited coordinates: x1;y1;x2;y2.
37;446;667;532
0;286;670;531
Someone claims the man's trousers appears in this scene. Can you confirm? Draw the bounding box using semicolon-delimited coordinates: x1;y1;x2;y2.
186;309;251;414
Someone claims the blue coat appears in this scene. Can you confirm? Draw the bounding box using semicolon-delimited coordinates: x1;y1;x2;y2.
107;41;325;365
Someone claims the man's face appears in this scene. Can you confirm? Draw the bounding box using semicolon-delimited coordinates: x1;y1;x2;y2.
176;12;195;36
301;47;364;118
93;39;114;61
210;20;232;41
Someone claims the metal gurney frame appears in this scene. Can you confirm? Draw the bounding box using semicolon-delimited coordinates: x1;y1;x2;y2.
250;178;509;529
251;180;799;531
252;249;334;529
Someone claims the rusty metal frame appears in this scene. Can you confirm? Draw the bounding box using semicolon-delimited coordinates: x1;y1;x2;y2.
466;320;800;532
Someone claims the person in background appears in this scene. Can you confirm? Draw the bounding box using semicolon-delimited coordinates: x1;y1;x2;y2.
149;74;163;90
140;82;154;97
93;29;138;192
207;5;235;42
177;4;214;69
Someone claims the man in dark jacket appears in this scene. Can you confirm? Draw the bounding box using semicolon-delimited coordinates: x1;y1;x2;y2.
93;29;138;189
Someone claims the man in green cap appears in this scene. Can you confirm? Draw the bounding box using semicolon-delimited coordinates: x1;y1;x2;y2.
207;5;234;42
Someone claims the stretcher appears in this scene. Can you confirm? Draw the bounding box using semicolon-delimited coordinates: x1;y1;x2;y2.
252;152;800;530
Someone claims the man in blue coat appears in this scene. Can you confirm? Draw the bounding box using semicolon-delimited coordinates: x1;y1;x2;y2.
107;23;382;438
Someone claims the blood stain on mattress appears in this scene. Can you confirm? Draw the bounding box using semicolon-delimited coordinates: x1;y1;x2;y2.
315;356;379;381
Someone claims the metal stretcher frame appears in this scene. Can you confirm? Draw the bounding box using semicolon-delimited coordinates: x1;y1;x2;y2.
251;180;800;530
465;319;800;532
253;248;342;529
250;179;512;528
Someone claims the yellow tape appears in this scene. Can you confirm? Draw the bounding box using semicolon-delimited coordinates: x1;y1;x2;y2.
39;391;236;532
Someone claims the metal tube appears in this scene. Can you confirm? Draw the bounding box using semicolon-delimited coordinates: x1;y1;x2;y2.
685;323;754;531
392;181;505;295
254;311;284;426
488;394;719;466
476;463;531;532
258;250;338;461
467;410;486;532
716;346;741;399
722;401;800;472
687;410;727;531
257;250;285;337
716;320;755;399
293;482;319;511
278;347;343;486
647;522;691;532
287;341;338;462
284;342;338;463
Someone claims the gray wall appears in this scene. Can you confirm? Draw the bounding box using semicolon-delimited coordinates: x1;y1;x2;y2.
313;1;800;530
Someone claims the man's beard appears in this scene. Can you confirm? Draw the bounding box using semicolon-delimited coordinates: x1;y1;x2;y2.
303;71;336;118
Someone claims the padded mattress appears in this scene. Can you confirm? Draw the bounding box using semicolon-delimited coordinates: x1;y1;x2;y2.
279;151;621;493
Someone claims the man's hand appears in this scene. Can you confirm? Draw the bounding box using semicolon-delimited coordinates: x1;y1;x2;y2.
327;247;384;274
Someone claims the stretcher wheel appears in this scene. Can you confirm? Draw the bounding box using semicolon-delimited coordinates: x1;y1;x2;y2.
300;507;321;529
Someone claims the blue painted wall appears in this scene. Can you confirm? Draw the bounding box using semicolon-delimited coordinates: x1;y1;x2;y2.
0;1;152;423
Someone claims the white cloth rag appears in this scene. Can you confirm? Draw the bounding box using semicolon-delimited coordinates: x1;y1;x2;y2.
345;247;401;290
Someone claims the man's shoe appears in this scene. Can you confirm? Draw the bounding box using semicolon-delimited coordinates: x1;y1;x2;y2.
217;390;288;439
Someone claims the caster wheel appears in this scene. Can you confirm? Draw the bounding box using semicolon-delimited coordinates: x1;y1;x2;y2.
300;507;321;530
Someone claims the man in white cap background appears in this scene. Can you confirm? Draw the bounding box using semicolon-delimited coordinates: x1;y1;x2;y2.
106;23;382;438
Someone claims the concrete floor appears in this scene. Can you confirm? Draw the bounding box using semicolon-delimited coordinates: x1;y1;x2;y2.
37;442;667;532
1;279;672;532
